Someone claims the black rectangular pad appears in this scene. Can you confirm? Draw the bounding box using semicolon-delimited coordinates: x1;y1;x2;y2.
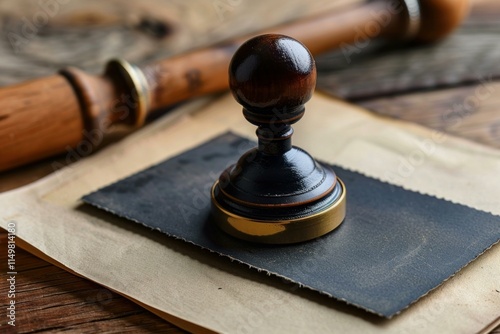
82;133;500;317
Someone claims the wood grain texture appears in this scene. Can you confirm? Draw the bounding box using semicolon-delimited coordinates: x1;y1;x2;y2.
0;75;83;171
0;0;359;86
315;0;500;149
0;232;184;333
358;82;500;149
139;0;387;114
316;2;500;99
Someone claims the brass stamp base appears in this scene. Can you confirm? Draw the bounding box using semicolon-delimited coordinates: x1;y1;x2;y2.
211;179;346;244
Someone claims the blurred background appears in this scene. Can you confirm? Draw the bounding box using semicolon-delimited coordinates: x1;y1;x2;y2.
0;0;499;149
0;0;358;84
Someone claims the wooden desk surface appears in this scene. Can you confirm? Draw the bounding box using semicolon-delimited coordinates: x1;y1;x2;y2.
0;0;499;333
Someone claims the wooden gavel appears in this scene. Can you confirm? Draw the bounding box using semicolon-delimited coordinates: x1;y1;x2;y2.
0;0;468;172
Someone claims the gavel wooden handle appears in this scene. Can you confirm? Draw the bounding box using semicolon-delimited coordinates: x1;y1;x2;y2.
0;0;468;172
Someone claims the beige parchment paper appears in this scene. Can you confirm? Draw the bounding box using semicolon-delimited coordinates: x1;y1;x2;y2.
1;93;499;333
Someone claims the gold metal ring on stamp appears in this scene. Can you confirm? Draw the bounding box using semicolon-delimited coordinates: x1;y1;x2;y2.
105;59;150;128
211;178;346;244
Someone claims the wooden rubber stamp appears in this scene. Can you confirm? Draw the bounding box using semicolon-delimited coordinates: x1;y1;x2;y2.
211;34;346;244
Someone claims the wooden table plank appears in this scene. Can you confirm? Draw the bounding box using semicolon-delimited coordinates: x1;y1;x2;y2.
315;1;500;149
0;232;184;333
358;82;500;149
